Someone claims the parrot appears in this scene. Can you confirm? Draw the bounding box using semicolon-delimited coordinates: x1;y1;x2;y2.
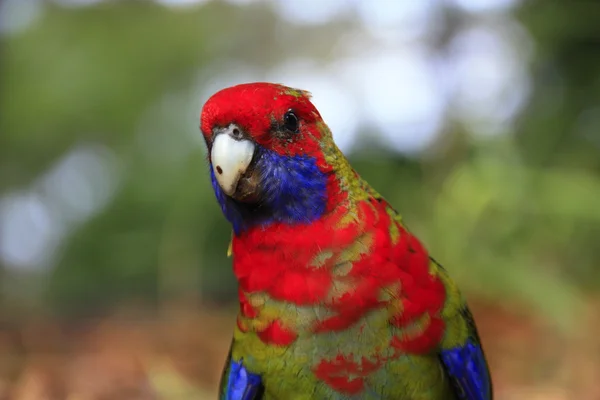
199;82;493;400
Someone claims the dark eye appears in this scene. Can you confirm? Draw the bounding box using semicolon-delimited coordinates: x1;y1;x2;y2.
283;110;299;133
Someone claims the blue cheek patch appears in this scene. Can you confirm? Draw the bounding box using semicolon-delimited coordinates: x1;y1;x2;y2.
440;339;492;400
210;147;328;234
211;168;245;233
223;359;263;400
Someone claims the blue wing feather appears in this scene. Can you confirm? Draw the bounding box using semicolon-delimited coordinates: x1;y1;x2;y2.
220;355;263;400
440;339;492;400
431;258;493;400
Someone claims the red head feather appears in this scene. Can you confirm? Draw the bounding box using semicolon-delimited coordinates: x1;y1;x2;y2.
201;82;325;156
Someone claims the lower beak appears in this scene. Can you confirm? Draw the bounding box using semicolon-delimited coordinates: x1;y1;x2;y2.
211;125;256;198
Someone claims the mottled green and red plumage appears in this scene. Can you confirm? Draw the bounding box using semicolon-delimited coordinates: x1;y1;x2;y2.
200;83;492;399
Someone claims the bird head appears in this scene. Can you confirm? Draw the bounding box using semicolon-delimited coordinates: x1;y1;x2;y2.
200;82;345;233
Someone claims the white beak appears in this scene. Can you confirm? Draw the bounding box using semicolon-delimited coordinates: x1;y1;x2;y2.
211;126;255;196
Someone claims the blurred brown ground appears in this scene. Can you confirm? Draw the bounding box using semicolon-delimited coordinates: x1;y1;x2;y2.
0;297;598;400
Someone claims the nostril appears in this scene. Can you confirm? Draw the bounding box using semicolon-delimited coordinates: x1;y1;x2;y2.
232;127;241;138
216;165;223;174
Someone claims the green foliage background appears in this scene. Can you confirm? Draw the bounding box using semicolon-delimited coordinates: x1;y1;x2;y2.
1;0;599;332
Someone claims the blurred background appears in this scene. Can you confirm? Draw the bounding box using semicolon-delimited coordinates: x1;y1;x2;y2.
1;0;599;398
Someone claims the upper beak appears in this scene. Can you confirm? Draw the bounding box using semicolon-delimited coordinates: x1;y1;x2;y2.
210;124;255;197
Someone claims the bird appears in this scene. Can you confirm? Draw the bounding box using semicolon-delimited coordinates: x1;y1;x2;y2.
199;82;493;400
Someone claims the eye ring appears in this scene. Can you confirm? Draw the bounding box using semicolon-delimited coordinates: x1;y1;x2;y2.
283;110;299;133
